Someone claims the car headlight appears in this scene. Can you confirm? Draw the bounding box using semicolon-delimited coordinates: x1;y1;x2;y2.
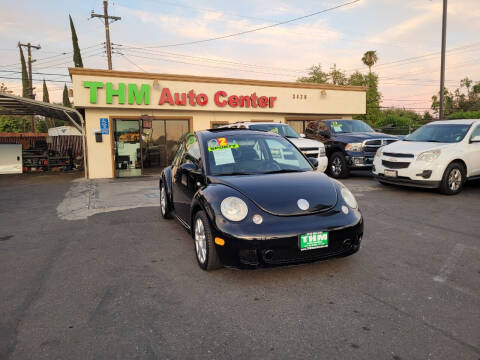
417;149;441;162
345;142;363;152
376;148;382;157
220;196;248;222
319;147;326;157
341;187;358;209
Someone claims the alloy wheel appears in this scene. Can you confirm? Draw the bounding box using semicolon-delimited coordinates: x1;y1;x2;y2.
331;157;342;176
194;218;207;264
160;186;166;215
448;168;462;191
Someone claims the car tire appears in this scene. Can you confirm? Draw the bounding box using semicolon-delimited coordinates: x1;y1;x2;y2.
160;181;172;219
329;152;350;179
439;162;466;195
193;210;222;270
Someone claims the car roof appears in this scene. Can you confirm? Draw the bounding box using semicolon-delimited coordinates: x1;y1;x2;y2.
428;119;480;125
224;121;286;126
197;128;281;138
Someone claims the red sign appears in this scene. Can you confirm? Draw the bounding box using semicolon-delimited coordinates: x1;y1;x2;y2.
158;87;277;109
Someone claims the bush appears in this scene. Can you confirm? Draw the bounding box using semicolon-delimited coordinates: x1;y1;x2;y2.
447;110;480;119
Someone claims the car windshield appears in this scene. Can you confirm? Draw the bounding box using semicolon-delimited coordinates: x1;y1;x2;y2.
404;124;471;143
204;133;312;176
326;120;374;134
249;124;300;138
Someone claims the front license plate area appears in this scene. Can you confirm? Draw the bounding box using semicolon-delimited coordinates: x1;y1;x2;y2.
299;232;329;251
384;169;397;177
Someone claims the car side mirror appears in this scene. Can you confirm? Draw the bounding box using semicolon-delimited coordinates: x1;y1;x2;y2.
307;157;318;169
299;133;306;138
470;135;480;143
180;162;202;175
319;130;331;139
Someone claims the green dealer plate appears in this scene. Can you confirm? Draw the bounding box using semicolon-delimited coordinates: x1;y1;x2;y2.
299;232;329;251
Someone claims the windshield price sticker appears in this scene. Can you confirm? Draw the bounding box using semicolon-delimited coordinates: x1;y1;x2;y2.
299;232;329;251
208;144;239;152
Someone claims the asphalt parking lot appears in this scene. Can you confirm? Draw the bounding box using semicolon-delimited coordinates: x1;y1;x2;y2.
0;172;479;360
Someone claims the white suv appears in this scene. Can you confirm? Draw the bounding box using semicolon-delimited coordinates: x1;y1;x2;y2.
219;122;328;172
373;119;480;194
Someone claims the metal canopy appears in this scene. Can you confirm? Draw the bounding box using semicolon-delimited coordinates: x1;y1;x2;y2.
0;92;87;178
0;92;82;129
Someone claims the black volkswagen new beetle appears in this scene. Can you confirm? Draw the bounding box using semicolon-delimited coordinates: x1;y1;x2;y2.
160;129;363;270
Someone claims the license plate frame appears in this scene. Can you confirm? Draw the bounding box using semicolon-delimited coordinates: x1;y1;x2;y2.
384;169;398;177
299;232;329;251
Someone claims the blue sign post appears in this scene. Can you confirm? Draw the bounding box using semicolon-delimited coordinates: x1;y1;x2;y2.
100;118;109;135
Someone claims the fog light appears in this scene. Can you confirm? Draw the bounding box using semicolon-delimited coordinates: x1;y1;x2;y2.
252;214;263;224
214;237;225;246
353;157;363;165
342;205;349;214
416;170;432;179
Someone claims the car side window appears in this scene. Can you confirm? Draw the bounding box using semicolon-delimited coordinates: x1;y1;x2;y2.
181;134;201;166
470;125;480;139
172;141;185;167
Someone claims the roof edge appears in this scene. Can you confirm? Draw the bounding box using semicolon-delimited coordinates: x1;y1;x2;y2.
68;68;367;92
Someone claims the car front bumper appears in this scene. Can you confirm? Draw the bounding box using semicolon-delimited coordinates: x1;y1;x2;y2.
372;155;444;188
345;152;375;169
212;209;363;268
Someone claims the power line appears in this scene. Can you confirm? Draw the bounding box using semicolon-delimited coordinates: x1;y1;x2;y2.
141;0;360;48
0;75;71;83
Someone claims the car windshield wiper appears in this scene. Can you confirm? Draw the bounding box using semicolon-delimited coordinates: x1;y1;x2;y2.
263;169;304;174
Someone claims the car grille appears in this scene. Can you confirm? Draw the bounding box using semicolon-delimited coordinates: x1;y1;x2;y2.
364;139;397;153
383;152;414;158
300;147;322;158
382;160;410;169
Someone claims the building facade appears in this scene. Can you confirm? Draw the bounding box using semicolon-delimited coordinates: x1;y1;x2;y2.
69;68;366;179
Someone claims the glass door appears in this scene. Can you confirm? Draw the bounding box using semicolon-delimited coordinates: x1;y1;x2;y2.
142;119;189;175
114;119;142;177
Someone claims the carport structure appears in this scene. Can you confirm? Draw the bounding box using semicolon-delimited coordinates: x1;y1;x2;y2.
0;92;87;178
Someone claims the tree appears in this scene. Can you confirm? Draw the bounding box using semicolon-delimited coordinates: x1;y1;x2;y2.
362;50;378;73
69;15;83;68
63;84;72;107
297;64;328;83
42;80;50;103
19;46;29;98
431;77;480;117
329;64;347;85
0;116;22;132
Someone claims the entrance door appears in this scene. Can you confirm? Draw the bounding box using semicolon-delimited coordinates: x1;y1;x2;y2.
141;119;190;175
114;119;142;177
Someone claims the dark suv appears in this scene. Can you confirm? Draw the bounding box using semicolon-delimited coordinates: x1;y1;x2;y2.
305;119;398;178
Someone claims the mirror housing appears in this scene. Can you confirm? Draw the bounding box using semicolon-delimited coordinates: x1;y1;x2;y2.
180;162;202;175
319;130;331;139
307;157;318;169
470;135;480;143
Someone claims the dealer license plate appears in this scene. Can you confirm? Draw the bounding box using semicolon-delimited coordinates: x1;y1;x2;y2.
384;169;397;177
299;232;329;251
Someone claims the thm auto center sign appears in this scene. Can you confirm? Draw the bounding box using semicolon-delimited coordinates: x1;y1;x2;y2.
83;81;277;109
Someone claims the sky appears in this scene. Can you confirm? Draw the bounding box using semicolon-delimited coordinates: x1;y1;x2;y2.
0;0;479;112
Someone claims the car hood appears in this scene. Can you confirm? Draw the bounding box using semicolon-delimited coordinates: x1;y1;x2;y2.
382;140;452;155
333;132;398;142
289;137;325;149
209;171;338;216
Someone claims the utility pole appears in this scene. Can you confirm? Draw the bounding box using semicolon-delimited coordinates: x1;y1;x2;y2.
439;0;447;120
91;1;121;70
19;42;41;132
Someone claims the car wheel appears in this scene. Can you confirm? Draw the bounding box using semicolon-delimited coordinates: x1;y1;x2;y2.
160;181;172;219
193;211;222;270
439;162;465;195
329;152;350;179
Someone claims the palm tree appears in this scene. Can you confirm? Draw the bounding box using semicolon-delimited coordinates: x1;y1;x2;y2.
362;50;378;73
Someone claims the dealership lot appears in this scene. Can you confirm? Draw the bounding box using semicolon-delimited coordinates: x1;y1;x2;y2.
0;173;479;359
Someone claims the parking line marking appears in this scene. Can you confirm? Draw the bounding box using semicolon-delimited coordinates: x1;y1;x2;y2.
433;243;465;283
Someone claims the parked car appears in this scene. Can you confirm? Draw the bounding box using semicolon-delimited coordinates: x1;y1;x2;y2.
219;122;328;173
305;119;398;178
160;129;363;270
373;119;480;194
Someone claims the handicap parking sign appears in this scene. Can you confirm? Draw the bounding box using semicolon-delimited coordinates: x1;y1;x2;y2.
100;118;109;135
